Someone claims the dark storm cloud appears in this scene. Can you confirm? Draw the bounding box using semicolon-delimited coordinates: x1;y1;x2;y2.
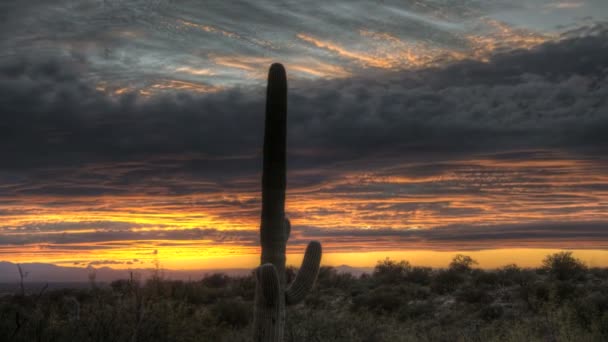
1;28;607;181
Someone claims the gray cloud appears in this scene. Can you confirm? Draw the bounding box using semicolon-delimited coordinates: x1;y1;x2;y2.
294;221;608;250
1;28;607;175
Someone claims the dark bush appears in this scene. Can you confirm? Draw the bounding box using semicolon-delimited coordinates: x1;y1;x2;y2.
201;273;231;288
3;253;608;342
552;280;580;302
541;251;587;281
316;266;357;290
589;267;608;280
431;269;464;294
352;285;406;313
456;286;492;304
211;299;251;328
231;275;256;300
397;300;434;320
406;266;433;285
110;279;132;294
478;304;504;321
449;254;478;273
472;269;499;287
372;258;411;284
497;264;536;286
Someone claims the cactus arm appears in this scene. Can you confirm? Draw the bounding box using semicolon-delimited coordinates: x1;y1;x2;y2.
285;241;322;305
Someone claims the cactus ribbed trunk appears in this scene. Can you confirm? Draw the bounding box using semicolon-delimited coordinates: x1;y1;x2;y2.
261;63;288;285
253;64;322;342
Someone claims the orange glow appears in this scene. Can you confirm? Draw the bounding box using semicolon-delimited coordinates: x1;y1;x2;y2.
178;19;240;39
174;67;215;76
297;33;394;69
466;19;553;61
298;21;553;71
209;55;351;79
2;150;608;268
289;60;352;78
114;87;130;95
147;80;222;93
544;2;584;9
210;55;273;79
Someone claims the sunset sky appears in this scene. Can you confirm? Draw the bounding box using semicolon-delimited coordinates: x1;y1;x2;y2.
1;0;608;272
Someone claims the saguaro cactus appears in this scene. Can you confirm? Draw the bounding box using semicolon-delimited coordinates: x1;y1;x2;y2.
253;63;322;342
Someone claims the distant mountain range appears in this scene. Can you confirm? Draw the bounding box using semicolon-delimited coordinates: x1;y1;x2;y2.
0;261;372;283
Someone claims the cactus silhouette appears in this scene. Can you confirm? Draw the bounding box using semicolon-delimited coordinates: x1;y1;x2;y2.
253;63;322;342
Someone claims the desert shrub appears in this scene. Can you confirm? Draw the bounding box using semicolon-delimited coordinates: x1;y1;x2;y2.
230;275;256;300
351;285;406;313
457;285;492;304
397;300;434;320
3;256;608;342
589;267;608;280
584;291;608;312
496;263;538;287
541;251;587;281
520;280;557;313
472;269;499;287
372;258;411;284
316;266;337;287
406;266;433;285
201;273;231;288
110;278;133;294
449;254;478;273
478;304;504;321
211;299;251;328
316;266;356;290
593;311;608;338
551;280;582;303
431;269;464;294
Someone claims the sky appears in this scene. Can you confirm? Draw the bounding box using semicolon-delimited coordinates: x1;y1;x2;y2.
1;0;608;272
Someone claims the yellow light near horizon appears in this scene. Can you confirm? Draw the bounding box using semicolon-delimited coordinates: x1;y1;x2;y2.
7;247;608;271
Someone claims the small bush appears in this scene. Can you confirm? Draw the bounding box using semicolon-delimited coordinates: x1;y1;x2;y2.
372;258;411;284
406;266;433;285
472;269;499;287
211;299;251;328
478;304;504;321
201;273;231;288
449;254;478;273
432;269;464;294
456;286;492;304
541;251;587;281
352;285;406;313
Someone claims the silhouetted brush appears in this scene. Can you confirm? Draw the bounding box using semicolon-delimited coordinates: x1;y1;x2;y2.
253;63;322;342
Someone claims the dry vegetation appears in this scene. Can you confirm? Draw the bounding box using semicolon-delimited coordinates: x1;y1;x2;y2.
2;252;608;342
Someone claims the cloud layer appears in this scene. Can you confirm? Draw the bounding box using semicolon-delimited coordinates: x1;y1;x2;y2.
1;1;608;266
